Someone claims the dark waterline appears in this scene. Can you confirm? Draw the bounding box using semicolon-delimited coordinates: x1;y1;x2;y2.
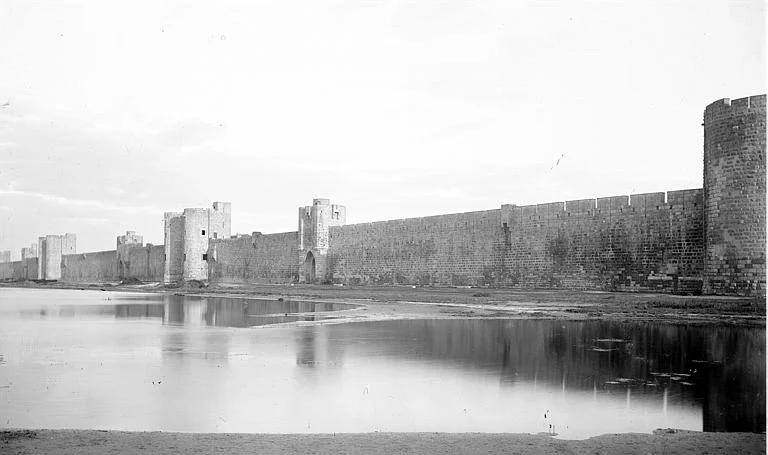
0;288;764;437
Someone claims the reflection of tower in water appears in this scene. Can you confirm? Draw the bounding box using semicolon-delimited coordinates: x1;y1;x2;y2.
203;298;249;327
294;326;345;372
163;296;208;326
114;303;164;319
296;327;321;367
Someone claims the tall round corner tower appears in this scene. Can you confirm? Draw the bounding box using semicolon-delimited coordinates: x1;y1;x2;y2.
703;94;766;295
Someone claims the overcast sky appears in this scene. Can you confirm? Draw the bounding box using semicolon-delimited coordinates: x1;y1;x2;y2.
0;0;765;257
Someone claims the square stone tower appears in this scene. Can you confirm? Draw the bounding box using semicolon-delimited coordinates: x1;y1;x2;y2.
163;202;232;284
116;231;144;279
36;233;76;280
297;198;346;283
21;243;38;260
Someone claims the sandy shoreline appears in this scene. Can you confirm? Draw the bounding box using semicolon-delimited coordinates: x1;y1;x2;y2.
1;429;765;454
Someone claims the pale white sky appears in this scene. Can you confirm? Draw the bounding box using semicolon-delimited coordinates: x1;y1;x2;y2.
0;0;765;257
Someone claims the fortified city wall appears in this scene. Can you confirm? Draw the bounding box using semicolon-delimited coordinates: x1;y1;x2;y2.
498;189;704;293
323;189;704;293
61;250;118;282
123;244;165;281
0;95;763;296
327;209;502;286
59;244;165;283
208;232;299;283
0;234;163;283
0;258;37;280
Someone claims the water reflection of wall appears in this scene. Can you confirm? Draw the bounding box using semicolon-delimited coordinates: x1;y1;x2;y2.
322;320;764;433
294;326;345;368
160;296;346;328
105;296;764;433
114;304;164;319
111;295;348;327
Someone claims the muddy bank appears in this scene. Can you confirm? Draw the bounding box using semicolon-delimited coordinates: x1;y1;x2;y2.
1;429;764;454
1;280;765;326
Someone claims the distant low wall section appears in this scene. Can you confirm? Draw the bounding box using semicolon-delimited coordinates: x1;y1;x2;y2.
61;251;118;282
0;258;38;280
53;244;165;283
208;232;299;284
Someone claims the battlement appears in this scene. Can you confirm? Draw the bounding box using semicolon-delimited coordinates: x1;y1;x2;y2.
504;189;703;218
704;94;767;119
667;189;703;207
564;199;594;213
596;196;628;211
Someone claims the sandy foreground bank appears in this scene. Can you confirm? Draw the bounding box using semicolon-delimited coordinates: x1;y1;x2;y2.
1;430;764;454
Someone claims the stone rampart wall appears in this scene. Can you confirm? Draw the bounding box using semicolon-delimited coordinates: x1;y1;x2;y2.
123;245;165;281
325;190;705;292
0;258;40;280
500;189;704;293
328;210;503;286
61;251;118;282
208;232;298;284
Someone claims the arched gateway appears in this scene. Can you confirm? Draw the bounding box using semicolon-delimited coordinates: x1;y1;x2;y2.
304;251;316;283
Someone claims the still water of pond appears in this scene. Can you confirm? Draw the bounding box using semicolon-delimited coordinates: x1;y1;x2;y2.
0;288;764;438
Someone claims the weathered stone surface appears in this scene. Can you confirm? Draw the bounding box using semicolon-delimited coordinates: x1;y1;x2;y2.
208;232;298;284
498;189;704;292
703;95;766;295
328;209;501;286
61;250;117;282
163;202;231;283
31;233;77;280
297;199;347;283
